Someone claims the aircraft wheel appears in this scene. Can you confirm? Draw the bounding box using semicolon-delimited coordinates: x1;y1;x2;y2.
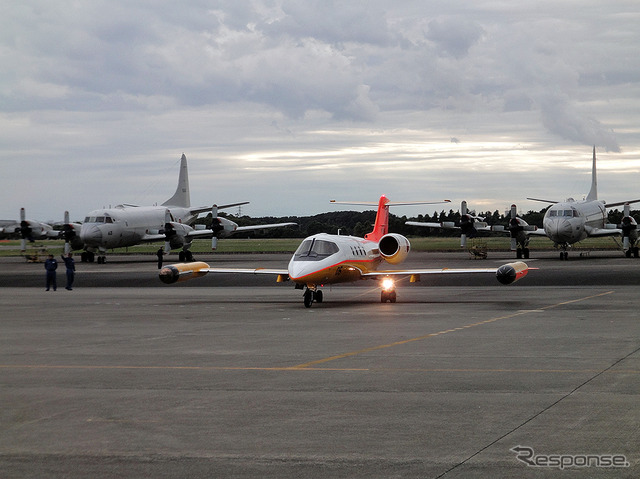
315;290;323;303
634;247;640;258
88;251;95;263
303;290;314;308
178;251;185;262
381;291;396;303
516;249;522;259
626;249;632;258
523;248;530;259
81;251;88;263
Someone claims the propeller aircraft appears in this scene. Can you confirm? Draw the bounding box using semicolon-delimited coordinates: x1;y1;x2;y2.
409;147;640;260
407;202;538;259
0;208;58;250
159;195;532;307
527;147;640;259
74;154;295;263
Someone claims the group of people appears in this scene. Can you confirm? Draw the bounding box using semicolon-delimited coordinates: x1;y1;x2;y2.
44;253;75;291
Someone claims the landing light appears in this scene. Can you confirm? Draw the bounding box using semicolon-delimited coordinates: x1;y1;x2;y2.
381;277;395;292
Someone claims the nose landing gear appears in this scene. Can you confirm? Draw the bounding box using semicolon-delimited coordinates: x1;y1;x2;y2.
303;287;323;308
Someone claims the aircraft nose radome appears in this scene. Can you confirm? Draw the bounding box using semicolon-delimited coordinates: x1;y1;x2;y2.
80;224;102;245
288;260;314;281
545;218;573;243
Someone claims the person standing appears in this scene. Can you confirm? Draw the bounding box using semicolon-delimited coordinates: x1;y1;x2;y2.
157;248;164;269
61;253;75;290
44;254;57;291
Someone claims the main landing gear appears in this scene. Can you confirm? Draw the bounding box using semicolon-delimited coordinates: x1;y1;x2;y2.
80;251;107;263
303;287;323;308
380;277;396;303
178;250;194;262
625;247;640;258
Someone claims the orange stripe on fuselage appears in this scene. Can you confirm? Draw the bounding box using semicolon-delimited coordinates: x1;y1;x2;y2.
290;257;382;285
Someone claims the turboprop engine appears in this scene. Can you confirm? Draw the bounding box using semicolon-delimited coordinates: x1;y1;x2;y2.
378;233;410;264
161;221;192;252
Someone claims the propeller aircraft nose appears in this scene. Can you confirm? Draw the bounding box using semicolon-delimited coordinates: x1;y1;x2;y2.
544;218;574;243
80;224;103;246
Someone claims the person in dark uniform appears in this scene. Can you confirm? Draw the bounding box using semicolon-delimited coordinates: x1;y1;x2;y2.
61;253;75;290
44;254;57;291
157;248;164;269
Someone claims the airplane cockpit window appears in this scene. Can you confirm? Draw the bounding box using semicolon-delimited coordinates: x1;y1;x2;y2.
294;238;339;261
84;216;112;223
549;209;579;218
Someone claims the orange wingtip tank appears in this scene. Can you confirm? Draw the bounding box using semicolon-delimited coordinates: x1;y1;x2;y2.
496;261;531;285
159;261;210;284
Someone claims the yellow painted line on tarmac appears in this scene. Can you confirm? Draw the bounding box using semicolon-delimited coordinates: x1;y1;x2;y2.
0;291;618;373
0;364;637;374
291;290;616;369
539;290;614;309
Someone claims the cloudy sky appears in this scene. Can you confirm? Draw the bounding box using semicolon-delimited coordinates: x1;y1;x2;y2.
2;1;640;222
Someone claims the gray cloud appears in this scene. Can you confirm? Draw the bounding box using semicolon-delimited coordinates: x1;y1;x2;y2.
1;1;639;220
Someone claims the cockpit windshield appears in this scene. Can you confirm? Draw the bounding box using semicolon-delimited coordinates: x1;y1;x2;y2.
294;238;339;261
548;209;579;218
83;215;114;224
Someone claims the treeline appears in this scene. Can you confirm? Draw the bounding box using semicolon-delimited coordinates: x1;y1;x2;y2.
194;207;639;239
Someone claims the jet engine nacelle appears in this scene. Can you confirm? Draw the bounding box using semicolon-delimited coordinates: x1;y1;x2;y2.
159;261;210;284
378;233;410;265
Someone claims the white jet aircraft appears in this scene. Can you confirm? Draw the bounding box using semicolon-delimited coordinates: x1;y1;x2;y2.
75;154;295;263
527;147;640;259
159;195;532;307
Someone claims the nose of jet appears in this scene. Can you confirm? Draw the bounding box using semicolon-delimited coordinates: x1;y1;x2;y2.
287;258;317;281
80;224;102;246
544;218;573;243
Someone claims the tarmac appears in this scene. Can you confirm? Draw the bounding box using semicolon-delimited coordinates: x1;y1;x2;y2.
0;250;639;478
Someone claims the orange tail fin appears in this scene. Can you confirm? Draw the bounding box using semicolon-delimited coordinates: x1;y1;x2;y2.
364;195;391;242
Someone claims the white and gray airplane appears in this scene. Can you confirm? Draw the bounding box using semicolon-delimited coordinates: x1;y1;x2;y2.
406;201;538;259
527;147;640;259
0;208;58;249
408;148;640;260
73;154;295;263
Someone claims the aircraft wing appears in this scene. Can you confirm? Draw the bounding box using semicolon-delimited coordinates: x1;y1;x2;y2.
406;221;457;229
585;226;623;237
361;261;531;285
605;199;640;208
181;222;297;240
159;261;289;284
189;202;250;216
140;233;168;243
234;222;297;232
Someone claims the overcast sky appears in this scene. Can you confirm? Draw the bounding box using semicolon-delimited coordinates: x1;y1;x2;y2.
2;1;640;222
